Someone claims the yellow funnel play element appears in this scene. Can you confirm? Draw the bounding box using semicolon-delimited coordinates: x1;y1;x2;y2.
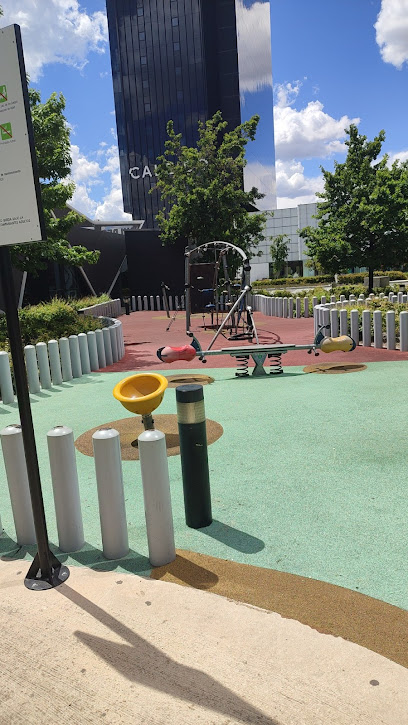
113;373;168;415
320;335;355;354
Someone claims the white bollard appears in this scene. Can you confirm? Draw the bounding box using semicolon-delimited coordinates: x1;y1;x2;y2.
0;425;36;546
48;340;63;386
388;292;393;301
95;329;107;369
403;295;408;304
373;310;383;348
131;295;136;312
283;297;288;318
322;308;330;337
143;295;148;310
78;333;91;375
399;311;408;352
169;295;174;311
103;328;113;366
330;309;339;338
36;342;52;390
330;295;336;303
398;292;403;303
288;298;293;318
340;309;348;336
350;309;359;345
0;351;14;404
321;295;326;305
362;309;371;347
312;296;318;308
392;295;398;304
138;429;176;567
379;292;385;299
47;426;84;552
109;325;119;363
87;331;99;372
156;295;161;310
92;429;129;560
277;297;283;317
340;295;346;302
386;310;396;350
24;345;40;394
137;295;142;311
150;295;155;310
304;297;309;318
69;335;82;378
59;338;73;382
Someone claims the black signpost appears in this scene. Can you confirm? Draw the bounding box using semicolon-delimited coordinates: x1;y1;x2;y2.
0;24;69;589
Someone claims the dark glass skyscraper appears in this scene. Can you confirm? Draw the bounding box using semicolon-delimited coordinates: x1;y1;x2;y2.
106;0;276;228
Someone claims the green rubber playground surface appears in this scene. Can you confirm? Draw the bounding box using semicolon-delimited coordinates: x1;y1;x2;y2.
0;361;407;610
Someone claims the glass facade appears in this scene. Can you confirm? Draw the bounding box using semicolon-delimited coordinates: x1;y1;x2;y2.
106;0;275;227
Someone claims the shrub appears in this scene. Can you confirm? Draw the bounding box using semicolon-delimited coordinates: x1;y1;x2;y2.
0;298;104;348
68;294;111;311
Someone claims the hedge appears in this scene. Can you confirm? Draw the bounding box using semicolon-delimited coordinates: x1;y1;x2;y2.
0;297;107;348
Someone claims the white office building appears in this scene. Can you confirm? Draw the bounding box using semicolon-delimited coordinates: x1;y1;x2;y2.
250;202;318;281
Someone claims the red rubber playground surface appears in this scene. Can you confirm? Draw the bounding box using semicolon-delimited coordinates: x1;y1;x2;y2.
104;310;408;373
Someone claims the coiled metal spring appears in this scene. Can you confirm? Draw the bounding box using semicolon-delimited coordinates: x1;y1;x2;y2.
235;355;249;377
268;352;283;375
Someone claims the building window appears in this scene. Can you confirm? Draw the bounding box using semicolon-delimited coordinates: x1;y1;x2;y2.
175;66;181;76
139;31;145;41
173;41;180;51
172;17;179;27
144;102;151;112
137;7;143;17
177;90;183;100
142;79;149;89
140;56;147;65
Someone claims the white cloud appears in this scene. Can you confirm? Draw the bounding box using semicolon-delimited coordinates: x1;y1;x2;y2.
375;0;408;68
0;0;108;81
235;0;272;94
276;159;324;208
70;144;101;182
274;82;360;160
69;143;131;221
386;149;408;164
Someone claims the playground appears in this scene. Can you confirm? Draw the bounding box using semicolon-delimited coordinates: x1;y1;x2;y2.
0;308;407;723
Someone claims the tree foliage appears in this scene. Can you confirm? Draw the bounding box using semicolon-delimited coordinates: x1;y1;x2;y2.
154;111;268;265
300;125;408;290
10;88;99;274
269;234;290;278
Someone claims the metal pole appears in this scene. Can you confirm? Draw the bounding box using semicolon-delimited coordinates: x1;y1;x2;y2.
176;384;212;529
0;246;68;589
185;248;191;334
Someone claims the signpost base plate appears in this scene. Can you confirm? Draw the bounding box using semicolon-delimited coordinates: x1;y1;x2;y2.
24;552;70;591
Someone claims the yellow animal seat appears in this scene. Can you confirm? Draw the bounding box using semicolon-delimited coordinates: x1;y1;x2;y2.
113;373;168;415
320;335;355;354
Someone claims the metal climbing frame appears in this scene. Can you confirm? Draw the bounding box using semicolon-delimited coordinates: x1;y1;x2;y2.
185;241;258;346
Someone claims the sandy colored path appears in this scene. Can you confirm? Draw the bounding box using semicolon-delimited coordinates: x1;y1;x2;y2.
0;561;407;725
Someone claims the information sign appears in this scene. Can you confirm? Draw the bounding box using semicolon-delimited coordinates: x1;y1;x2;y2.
0;24;46;246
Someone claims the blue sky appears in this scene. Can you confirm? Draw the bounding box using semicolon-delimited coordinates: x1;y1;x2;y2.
1;0;407;219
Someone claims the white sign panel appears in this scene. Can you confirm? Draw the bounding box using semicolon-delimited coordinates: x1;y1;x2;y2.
0;24;45;246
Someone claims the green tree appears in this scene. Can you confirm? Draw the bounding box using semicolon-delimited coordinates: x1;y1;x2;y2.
269;234;289;278
11;88;99;274
300;125;408;291
154;111;268;270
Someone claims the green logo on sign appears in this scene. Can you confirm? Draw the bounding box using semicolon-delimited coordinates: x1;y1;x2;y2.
0;122;12;140
0;85;7;103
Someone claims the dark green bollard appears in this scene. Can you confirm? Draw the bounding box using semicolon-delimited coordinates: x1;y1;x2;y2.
176;384;212;529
